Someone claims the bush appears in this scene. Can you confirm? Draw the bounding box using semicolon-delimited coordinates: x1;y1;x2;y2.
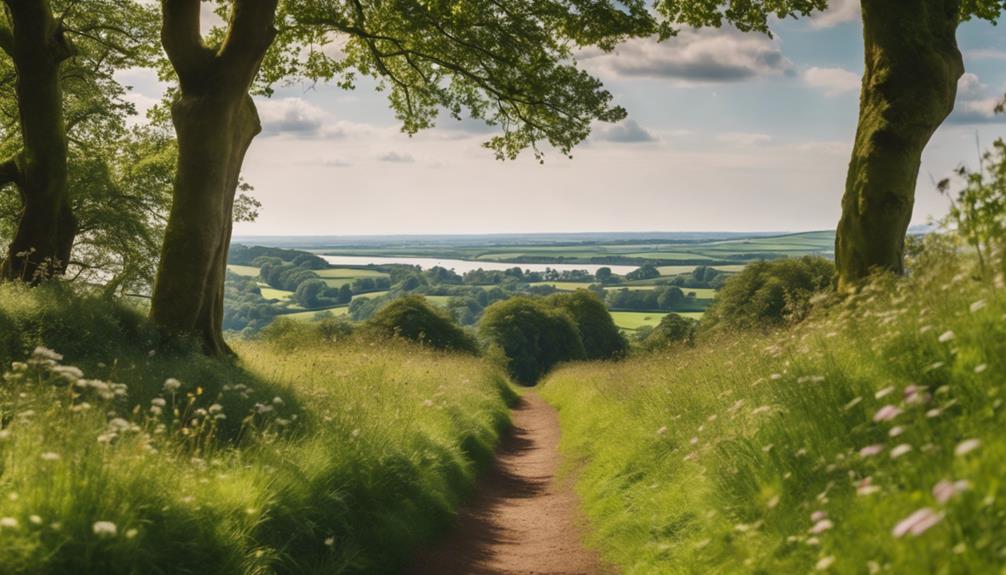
641;312;696;349
547;290;626;360
364;295;477;353
479;296;585;385
702;256;834;331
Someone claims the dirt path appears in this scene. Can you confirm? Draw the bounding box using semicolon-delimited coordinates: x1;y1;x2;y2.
406;392;610;575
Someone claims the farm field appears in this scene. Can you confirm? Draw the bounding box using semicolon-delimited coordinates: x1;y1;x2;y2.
262;231;835;268
283;306;350;321
609;310;704;331
227;264;260;277
259;286;294;300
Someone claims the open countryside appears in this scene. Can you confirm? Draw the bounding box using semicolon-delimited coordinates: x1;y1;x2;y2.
1;1;1005;575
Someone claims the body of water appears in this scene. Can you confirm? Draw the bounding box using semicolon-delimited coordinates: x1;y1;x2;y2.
320;255;640;275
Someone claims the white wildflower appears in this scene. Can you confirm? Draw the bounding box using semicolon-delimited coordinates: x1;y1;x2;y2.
890;444;912;459
656;426;668;435
873;405;901;422
40;452;60;461
955;439;981;457
859;444;884;457
0;517;18;529
31;347;62;362
932;479;971;504
938;330;955;343
810;519;833;534
970;300;987;313
151;398;166;407
163;378;182;392
875;386;895;399
974;364;988;374
815;556;836;571
892;508;942;538
92;521;117;537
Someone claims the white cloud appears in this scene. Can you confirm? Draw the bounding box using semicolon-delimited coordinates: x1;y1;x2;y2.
579;29;793;84
717;132;772;146
949;73;1005;124
257;98;328;136
592;119;656;143
967;48;1006;61
804;67;861;96
809;0;860;29
378;151;415;163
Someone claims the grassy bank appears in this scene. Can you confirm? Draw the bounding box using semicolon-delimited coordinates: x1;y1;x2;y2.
0;284;514;574
542;253;1006;573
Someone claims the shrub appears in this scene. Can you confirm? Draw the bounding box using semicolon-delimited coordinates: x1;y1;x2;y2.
547;290;626;360
641;312;696;349
364;295;477;353
702;256;834;331
479;296;585;385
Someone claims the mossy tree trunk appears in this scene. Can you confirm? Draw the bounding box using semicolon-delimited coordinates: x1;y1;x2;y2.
0;0;76;283
835;0;963;290
149;0;277;355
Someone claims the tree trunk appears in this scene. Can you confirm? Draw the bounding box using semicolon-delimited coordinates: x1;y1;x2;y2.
835;0;963;290
149;94;261;356
0;0;75;284
150;0;277;355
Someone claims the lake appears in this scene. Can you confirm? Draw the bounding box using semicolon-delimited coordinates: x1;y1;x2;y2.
319;255;641;275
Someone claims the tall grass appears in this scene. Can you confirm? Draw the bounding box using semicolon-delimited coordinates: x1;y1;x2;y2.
542;246;1006;574
0;284;514;573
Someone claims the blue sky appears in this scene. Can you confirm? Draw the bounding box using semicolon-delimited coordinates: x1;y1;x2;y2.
122;1;1006;236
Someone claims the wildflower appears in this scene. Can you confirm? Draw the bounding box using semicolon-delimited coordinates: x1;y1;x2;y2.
770;373;782;381
31;347;62;362
751;405;772;415
151;398;166;407
51;365;83;382
970;300;987;313
873;405;901;422
859;444;884;457
0;517;18;529
875;386;895;399
843;397;863;410
892;508;942;538
125;528;138;539
255;404;273;414
954;439;981;457
767;495;780;509
272;396;284;407
0;430;9;441
810;519;833;534
350;428;360;438
40;452;60;461
92;521;117;537
889;426;904;437
938;330;955;343
816;556;836;571
149;406;163;416
324;536;335;547
28;515;42;525
932;479;971;504
163;378;182;392
890;444;912;459
926;408;942;418
974;364;988;374
690;436;699;445
208;403;223;414
422;399;434;407
656;426;668;435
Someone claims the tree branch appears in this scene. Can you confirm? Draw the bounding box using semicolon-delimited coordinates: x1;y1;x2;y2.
218;0;279;89
161;0;212;84
0;22;12;57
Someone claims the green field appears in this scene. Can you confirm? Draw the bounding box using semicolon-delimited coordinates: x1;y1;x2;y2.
227;264;260;277
315;267;388;279
259;286;294;300
308;231;834;268
282;306;350;321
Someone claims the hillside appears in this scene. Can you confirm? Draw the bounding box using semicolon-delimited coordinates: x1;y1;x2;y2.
0;285;514;574
542;251;1005;573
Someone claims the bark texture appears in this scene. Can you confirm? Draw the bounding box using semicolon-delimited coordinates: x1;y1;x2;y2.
149;0;277;355
835;0;964;290
0;0;76;283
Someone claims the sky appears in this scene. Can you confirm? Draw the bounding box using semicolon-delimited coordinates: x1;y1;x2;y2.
120;0;1006;236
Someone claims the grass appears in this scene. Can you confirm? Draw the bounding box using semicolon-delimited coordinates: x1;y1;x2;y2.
0;284;515;574
541;251;1006;574
609;311;668;331
226;264;260;277
315;268;388;279
259;286;294;300
282;306;349;321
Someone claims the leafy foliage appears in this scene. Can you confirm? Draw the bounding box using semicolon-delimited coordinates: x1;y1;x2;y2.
702;257;834;331
364;295;478;353
547;290;626;360
938;138;1006;274
479;296;585;385
266;0;654;161
641;312;696;349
